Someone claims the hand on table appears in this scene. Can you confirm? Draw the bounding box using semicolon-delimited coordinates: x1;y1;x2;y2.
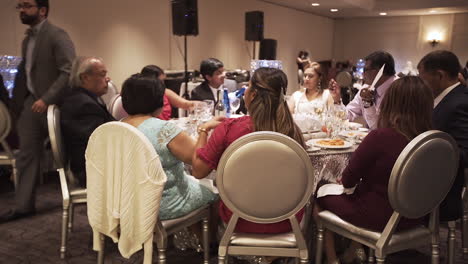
200;116;226;132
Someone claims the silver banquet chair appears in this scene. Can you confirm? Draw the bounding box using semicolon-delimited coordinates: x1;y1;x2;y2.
216;131;314;264
315;130;459;264
86;121;211;264
46;104;87;259
0;101;17;187
108;94;129;120
446;169;468;264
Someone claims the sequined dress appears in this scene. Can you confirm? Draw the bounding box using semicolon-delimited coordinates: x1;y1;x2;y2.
137;117;217;220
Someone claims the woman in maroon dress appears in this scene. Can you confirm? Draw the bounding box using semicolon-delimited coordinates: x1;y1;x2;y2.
316;76;433;264
191;67;305;234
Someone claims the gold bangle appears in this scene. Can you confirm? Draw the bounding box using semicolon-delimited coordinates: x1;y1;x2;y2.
197;126;209;134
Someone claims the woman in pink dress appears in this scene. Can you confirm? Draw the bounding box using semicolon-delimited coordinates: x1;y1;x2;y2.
315;76;433;264
191;67;305;234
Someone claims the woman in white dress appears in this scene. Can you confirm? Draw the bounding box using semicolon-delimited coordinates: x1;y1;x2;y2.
289;62;334;115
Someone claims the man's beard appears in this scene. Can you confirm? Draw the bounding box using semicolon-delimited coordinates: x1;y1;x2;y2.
20;13;40;25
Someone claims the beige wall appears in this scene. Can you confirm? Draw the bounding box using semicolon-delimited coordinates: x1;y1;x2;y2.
0;0;334;93
333;13;468;72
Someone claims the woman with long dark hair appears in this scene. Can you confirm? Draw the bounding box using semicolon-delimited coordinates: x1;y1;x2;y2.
191;67;305;234
315;76;433;264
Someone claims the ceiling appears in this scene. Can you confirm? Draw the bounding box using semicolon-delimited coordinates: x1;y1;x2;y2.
261;0;468;18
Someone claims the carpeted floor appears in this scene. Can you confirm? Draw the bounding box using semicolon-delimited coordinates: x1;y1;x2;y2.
0;171;467;264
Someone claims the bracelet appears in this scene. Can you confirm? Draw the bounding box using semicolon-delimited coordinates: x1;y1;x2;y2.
197;126;209;134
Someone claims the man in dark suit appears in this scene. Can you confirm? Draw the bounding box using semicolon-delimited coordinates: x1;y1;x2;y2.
60;57;115;187
418;50;468;221
0;0;76;222
191;58;225;104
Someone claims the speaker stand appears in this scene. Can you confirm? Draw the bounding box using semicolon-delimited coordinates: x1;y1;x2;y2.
181;35;190;116
252;41;256;60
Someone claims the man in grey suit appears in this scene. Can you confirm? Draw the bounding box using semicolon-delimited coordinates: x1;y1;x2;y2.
0;0;76;222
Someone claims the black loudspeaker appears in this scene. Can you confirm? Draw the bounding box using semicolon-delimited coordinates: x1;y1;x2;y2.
245;11;263;41
171;0;198;36
259;39;277;60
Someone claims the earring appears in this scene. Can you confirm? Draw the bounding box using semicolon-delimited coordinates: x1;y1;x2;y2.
317;80;322;91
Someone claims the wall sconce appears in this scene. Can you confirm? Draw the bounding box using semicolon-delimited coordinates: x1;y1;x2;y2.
427;31;442;47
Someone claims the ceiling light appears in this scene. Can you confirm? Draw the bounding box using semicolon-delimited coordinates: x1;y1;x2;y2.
311;3;320;6
330;9;338;12
379;12;387;16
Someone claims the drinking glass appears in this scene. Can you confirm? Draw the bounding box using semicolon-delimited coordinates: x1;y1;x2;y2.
228;93;240;114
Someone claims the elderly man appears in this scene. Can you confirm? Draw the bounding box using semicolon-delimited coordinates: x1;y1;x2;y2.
332;51;397;129
60;57;115;187
418;50;468;222
0;0;75;222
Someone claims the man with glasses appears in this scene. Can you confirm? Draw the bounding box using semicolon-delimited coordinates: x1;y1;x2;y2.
0;0;76;222
332;51;397;129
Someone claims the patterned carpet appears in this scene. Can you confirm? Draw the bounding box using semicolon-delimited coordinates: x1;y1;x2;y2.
0;171;467;264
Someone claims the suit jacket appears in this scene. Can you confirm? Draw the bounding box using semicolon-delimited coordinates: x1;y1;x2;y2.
12;20;76;117
191;82;216;102
433;84;468;221
60;87;115;185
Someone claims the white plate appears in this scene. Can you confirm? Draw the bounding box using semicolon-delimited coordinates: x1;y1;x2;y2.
348;122;363;129
309;138;353;149
306;146;321;152
339;130;368;139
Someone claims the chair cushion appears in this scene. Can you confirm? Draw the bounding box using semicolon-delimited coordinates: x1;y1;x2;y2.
319;211;431;250
162;205;209;234
230;232;297;248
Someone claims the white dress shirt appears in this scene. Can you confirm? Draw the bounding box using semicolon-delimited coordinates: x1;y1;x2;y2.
434;82;460;108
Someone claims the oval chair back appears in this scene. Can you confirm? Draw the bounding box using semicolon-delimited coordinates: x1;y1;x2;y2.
47;105;67;170
0;101;11;142
388;130;459;219
216;131;314;224
109;95;129;121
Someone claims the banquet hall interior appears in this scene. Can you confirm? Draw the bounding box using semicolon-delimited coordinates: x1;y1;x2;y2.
1;0;468;263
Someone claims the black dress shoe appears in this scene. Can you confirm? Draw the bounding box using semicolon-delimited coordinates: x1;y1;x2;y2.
0;209;36;223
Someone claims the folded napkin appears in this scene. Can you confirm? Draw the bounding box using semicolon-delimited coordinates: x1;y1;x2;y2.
317;183;355;198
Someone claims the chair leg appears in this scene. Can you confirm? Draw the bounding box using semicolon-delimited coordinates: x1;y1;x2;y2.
431;234;440;264
202;217;210;264
447;221;456;264
60;205;69;259
157;248;166;264
376;256;385;263
12;160;18;189
299;258;308;263
97;234;105;264
315;223;324;264
368;249;375;263
218;255;226;264
463;193;468;255
68;203;74;233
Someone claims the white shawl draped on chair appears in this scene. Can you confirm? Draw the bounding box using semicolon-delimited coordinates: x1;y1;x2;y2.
86;121;167;263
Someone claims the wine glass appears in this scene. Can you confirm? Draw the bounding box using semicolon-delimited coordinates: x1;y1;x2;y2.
228;93;240;114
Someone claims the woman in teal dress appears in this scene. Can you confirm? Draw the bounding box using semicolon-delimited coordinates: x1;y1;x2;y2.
120;74;218;220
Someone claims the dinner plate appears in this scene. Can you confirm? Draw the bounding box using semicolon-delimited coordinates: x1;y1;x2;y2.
308;138;353;149
339;130;368;139
348;122;363;129
306;146;321;152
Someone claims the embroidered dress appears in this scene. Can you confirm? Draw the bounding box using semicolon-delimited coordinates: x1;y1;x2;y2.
138;117;217;220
